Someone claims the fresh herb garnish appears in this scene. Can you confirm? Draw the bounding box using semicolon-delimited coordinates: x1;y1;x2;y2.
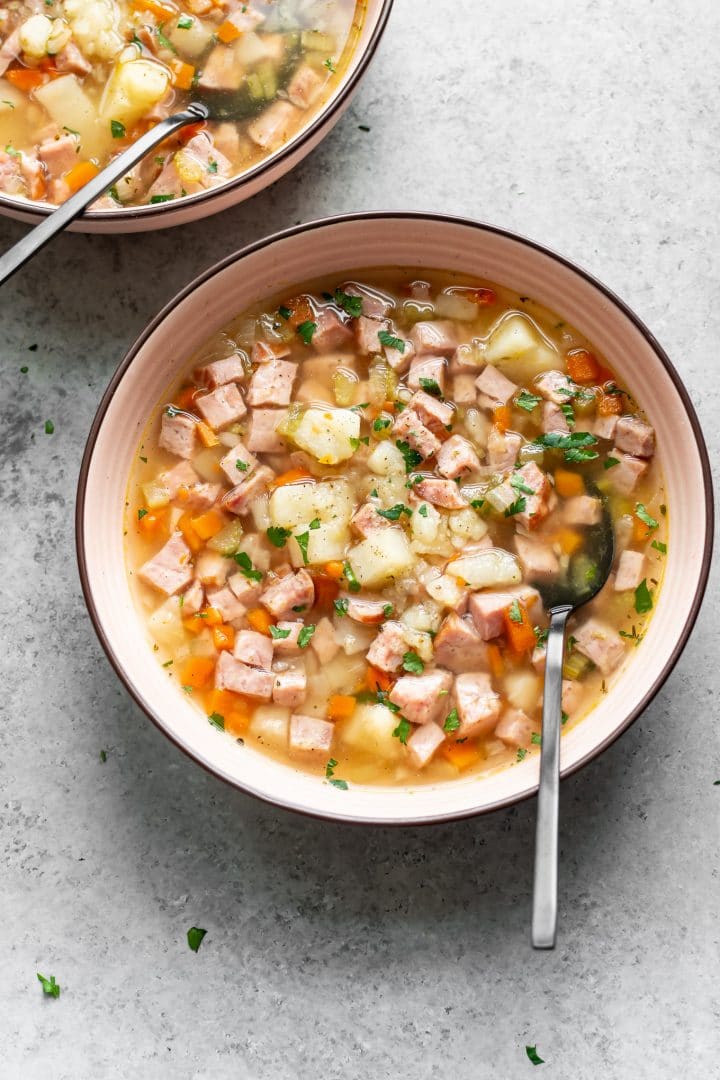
150;193;175;203
325;757;348;788
343;562;361;593
418;504;429;517
187;927;206;952
634;579;653;614
137;508;148;520
20;366;28;374
376;503;412;521
560;403;575;428
510;474;535;496
635;503;659;530
508;599;522;623
234;459;248;472
295;530;310;564
269;626;291;640
395;439;423;472
531;431;598;462
515;390;541;412
562;711;569;724
44;420;54;435
333;289;362;317
383;603;393;617
162;659;173;667
156;27;177;52
110;119;125;138
373;417;392;432
266;525;291;548
402;651;424;674
419;377;442;397
324;58;336;73
233;551;263;581
278;305;291;320
177;13;193;27
531;732;542;745
37;973;60;998
525;1045;544;1066
208;712;225;730
378;330;405;352
504;496;527;518
291;604;306;613
297;320;317;345
297;625;315;649
517;747;528;761
100;749;107;762
392;717;411;744
470;498;485;510
651;540;667;554
443;709;460;734
333;598;349;616
604;456;620;469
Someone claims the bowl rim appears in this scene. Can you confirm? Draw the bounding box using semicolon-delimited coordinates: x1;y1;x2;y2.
75;210;715;825
0;0;395;226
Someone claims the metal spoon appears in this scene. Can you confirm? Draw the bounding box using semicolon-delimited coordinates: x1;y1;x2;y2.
529;481;614;948
0;102;208;287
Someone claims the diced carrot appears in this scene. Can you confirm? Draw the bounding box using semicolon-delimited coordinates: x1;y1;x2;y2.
472;287;497;305
440;741;482;771
555;527;583;556
176;484;190;503
246;607;273;635
383;399;396;413
138;507;168;537
364;665;393;693
284;295;315;328
487;642;504;681
311;574;339;609
171;60;195;91
216;19;243;43
493;404;511;433
5;67;47;92
64;160;100;195
196;420;218;448
269;467;312;490
130;0;177;19
212;623;235;651
632;513;653;543
554;468;585;498
190;509;225;540
323;560;345;580
503;601;536;655
180;656;215;689
184;606;222;634
175;386;198;411
206;687;243;716
566;349;601;384
177;512;203;553
201;606;223;626
597;390;623;416
327;694;356;722
225;708;251;737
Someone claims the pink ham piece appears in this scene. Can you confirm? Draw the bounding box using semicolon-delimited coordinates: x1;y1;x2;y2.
344;596;389;625
194;355;246;389
179;578;204;616
514;535;560;580
251;341;291;364
38;135;78;180
260;569;315;618
409;321;458;356
389;670;453;725
246;409;286;454
475;364;517;406
614;416;655;458
355;315;390;355
535;369;577;404
286;62;325;108
181;482;222;514
215;651;273;699
383;337;414;373
433;612;488;673
591;414;618;441
147;134;231;199
233;630;273;669
246;359;297;407
160;460;199;497
219;443;258;484
452;373;478;405
272;670;307;708
563;495;602;526
391;409;441;460
55;41;92;76
272;620;304;654
350;502;393;537
407;722;446;768
227;573;262;607
495;707;535;748
413;478;469;510
248;100;300;151
289;714;334;758
222;465;273;515
408;356;446;394
198;44;245;91
614;549;646;592
562;679;584;716
409;390;454;434
436;435;481;479
454;672;501;737
487;428;522;469
195;383;246;430
194;549;229;587
468;589;542;641
541;401;571;434
311;308;355;352
366;621;407;673
607;451;648;495
205;585;247;623
309;617;340;663
138;532;193;595
159;410;196;458
573;617;626;674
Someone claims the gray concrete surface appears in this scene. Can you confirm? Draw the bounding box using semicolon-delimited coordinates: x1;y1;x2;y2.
1;1;718;1076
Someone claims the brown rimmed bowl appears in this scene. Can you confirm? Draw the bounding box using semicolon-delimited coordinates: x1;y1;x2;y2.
76;212;714;824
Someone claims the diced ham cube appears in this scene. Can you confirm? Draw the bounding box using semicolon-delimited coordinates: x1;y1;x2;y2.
454;672;502;737
234;629;273;669
194;548;229;587
563;495;602;526
147;135;231;199
312;308;354;352
246;359;297;407
342;282;393;318
309;616;340;664
409;390;455;433
272;620;304;654
194;354;245;389
227;572;262;607
512;462;552;529
413;478;469;510
159;410;196;458
219;443;258;484
453;373;478;404
487;429;522;469
366;620;407;673
246;409;286;454
468;591;515;640
182;482;222;514
215;651;273;699
591;414;618;441
289;714;334;758
248;100;300;150
614;416;655;458
573;617;626;674
180;578;204;616
436;435;480;479
205;585;247;623
562;679;584;716
514;534;560;580
55;41;92;76
251;341;291;364
355;315;390;354
407;356;446;393
160;460;199;497
38;135;78;179
607;451;648;495
475;364;517;406
260;569;315;618
350;502;393;537
195;383;246;430
535;370;577;404
614;549;645;592
408;321;458;356
407;723;446;768
198;44;244;91
495;707;535;748
138;532;193;595
383;337;414;373
222;465;273;515
433;612;488;673
542;401;571;434
286;63;325;108
391;409;441;460
389;670;453;725
345;596;388;625
273;669;307;708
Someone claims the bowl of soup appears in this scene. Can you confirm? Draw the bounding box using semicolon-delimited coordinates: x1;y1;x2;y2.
76;212;713;823
0;0;392;231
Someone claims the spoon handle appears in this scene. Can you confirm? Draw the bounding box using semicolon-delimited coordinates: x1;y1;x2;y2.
0;103;208;288
532;603;572;949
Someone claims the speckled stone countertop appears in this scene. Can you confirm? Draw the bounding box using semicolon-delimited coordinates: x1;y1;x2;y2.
1;1;718;1076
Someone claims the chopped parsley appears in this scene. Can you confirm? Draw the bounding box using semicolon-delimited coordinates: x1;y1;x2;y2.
110;119;125;138
291;605;306;613
402;651;424;674
177;13;193;27
329;778;349;790
525;1045;544;1066
295;530;310;564
297;320;317;345
20;366;28;374
208;712;225;730
531;431;598;462
358;123;371;132
560;402;575;428
187;927;206;953
443;708;460;734
470;498;485;510
515;390;541;412
508;599;523;623
309;517;321;530
383;603;393;617
504;496;527;518
333;288;362;317
325;758;348;788
534;627;549;646
530;732;542;745
324;58;336;73
378;330;405;352
419;377;442;397
235;459;248;472
269;626;291;640
233;551;263;582
37;973;60;998
137;508;148;520
156;27;177;52
150;193;175;203
373;417;392;432
634;578;653;614
516;747;528;762
395;439;423;472
266;525;291;548
392;717;411;744
278;305;291;320
604;456;620;470
562;711;569;724
162;659;173;667
44;420;54;435
297;625;315;649
635;502;659;530
418;504;429;517
343;562;361;593
333;598;349;616
377;503;412;521
510;474;535;496
100;749;107;763
651;539;667;554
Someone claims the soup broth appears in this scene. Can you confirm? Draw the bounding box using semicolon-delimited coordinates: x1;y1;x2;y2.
0;0;363;209
126;270;666;787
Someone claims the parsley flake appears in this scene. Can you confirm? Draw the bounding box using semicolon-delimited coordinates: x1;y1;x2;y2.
37;973;60;998
517;747;528;762
297;320;317;345
44;420;54;435
208;712;225;730
635;503;659;530
395;439;423;472
376;503;412;521
443;709;460;734
343;562;361;593
504;496;527;518
266;526;291;548
378;330;405;352
187;927;206;953
402;651;424;674
419;377;442;397
295;530;310;564
508;599;522;623
110;119;126;138
269;626;291;640
233;551;263;581
297;625;315;649
516;390;541;412
373;417;392;432
392;717;411;744
333;289;362;317
634;578;653;614
333;598;349;616
651;539;667;554
604;456;620;470
525;1045;544;1066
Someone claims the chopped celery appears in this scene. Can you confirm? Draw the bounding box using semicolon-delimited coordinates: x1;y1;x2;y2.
368;362;397;405
517;442;544;467
207;519;244;555
246;72;264;100
256;60;277;99
402;300;434;325
275;401;304;439
301;30;335;53
332;368;357;406
562;649;594;681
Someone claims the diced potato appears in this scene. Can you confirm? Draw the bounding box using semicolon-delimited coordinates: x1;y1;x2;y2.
484;314;559;381
504;670;542;714
348;530;415;588
237;532;271;571
269;479;353;529
168;17;214;57
411;501;441;544
35;75;106;158
194;550;228;587
400;627;434;662
367;440;405;476
464;407;491;448
192;447;224;483
340;704;403;762
322;654;367;695
189;629;217;658
291;406;360;465
425;572;467;610
399;601;443;634
101;58;171;128
19;15;53;58
332;617;376;656
249;705;290;749
374;474;408;507
446;548;522;588
64;0;123;59
250;497;270;532
287;521;350;567
448;508;488;541
147;597;184;648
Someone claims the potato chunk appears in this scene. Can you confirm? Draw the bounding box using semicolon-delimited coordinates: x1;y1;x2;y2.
348;530;415;587
101;58;171;128
291;407;360;465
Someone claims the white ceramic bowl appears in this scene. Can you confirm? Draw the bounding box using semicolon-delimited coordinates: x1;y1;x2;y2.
0;1;393;234
76;213;714;824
